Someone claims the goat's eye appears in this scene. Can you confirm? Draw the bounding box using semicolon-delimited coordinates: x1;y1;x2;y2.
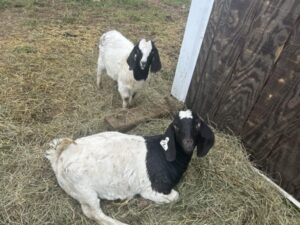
195;123;201;129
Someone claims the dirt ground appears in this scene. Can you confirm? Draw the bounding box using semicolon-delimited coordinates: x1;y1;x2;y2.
1;1;300;225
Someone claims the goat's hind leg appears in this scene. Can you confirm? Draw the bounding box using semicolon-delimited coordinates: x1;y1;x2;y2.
80;198;127;225
72;187;127;225
96;52;105;88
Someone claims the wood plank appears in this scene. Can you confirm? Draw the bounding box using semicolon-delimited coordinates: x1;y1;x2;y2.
264;131;300;200
187;0;267;122
104;97;181;132
211;0;299;133
187;0;258;120
186;0;231;112
186;0;300;200
240;20;300;199
241;60;300;151
241;19;300;152
189;0;299;133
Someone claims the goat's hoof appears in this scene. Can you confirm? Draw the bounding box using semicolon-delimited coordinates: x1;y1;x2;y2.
137;199;151;209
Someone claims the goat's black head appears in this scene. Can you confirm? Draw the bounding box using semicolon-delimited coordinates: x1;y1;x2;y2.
160;110;215;162
127;39;161;79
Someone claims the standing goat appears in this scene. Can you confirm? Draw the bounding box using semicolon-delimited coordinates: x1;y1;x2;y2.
46;109;214;225
96;30;161;108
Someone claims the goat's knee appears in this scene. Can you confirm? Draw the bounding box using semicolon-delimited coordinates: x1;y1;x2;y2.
141;189;179;204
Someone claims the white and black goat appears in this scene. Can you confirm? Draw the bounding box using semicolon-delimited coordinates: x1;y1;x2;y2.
46;109;214;225
96;30;161;108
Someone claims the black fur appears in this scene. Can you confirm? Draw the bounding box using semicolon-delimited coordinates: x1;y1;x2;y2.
144;111;215;195
197;120;215;157
126;41;161;81
150;42;161;73
145;134;192;195
127;45;139;71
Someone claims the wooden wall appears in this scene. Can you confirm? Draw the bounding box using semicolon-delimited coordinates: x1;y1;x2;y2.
186;0;300;200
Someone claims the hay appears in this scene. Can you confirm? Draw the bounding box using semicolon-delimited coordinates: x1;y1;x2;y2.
0;1;299;225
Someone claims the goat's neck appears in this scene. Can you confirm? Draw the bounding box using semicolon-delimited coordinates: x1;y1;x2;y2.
171;138;193;173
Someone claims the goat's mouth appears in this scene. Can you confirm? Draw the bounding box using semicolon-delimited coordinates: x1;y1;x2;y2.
140;62;146;70
183;146;195;154
182;141;195;154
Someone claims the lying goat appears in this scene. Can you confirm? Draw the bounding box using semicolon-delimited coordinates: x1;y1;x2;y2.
96;30;161;108
46;109;214;225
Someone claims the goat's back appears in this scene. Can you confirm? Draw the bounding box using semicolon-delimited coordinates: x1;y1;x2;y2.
99;30;134;80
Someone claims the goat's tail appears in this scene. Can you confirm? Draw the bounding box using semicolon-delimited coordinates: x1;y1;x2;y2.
45;138;76;173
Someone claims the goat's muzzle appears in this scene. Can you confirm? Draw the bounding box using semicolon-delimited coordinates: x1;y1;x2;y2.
182;138;194;153
140;61;146;70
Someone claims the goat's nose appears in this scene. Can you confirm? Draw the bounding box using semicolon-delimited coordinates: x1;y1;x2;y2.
141;61;146;68
183;139;194;147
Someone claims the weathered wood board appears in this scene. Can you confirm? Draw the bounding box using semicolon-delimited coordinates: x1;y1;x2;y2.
104;97;182;132
186;0;300;200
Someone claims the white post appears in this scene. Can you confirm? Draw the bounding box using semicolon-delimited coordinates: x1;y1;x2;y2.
171;0;214;102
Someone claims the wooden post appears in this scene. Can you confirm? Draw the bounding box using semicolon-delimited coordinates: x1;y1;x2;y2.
171;0;214;102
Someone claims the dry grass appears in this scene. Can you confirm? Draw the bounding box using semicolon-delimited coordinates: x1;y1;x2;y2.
0;0;299;225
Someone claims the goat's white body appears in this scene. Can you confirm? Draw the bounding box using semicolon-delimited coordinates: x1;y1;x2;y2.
98;31;133;81
97;30;145;107
46;132;178;225
53;132;150;200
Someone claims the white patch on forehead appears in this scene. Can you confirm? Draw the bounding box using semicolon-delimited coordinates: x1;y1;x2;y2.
138;39;152;60
179;110;193;120
160;137;169;151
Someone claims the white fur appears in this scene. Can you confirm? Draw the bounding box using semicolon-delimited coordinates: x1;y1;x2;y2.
96;30;150;108
179;110;193;120
46;132;178;225
139;39;152;69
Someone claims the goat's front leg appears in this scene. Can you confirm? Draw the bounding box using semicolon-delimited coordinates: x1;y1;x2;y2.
141;189;179;204
118;83;131;109
122;97;129;109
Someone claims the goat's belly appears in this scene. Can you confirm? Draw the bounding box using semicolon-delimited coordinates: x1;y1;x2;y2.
96;183;138;200
94;173;146;200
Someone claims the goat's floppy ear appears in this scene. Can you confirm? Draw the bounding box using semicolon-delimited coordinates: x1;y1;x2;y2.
160;124;176;162
150;42;161;73
127;45;139;70
196;119;215;157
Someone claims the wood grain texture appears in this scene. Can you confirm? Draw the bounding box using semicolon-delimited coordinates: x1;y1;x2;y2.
187;0;299;133
241;18;300;199
187;0;267;126
186;0;300;199
241;18;300;151
186;0;231;118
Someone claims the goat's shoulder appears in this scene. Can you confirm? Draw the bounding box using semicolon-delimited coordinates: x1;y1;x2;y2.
144;135;191;194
